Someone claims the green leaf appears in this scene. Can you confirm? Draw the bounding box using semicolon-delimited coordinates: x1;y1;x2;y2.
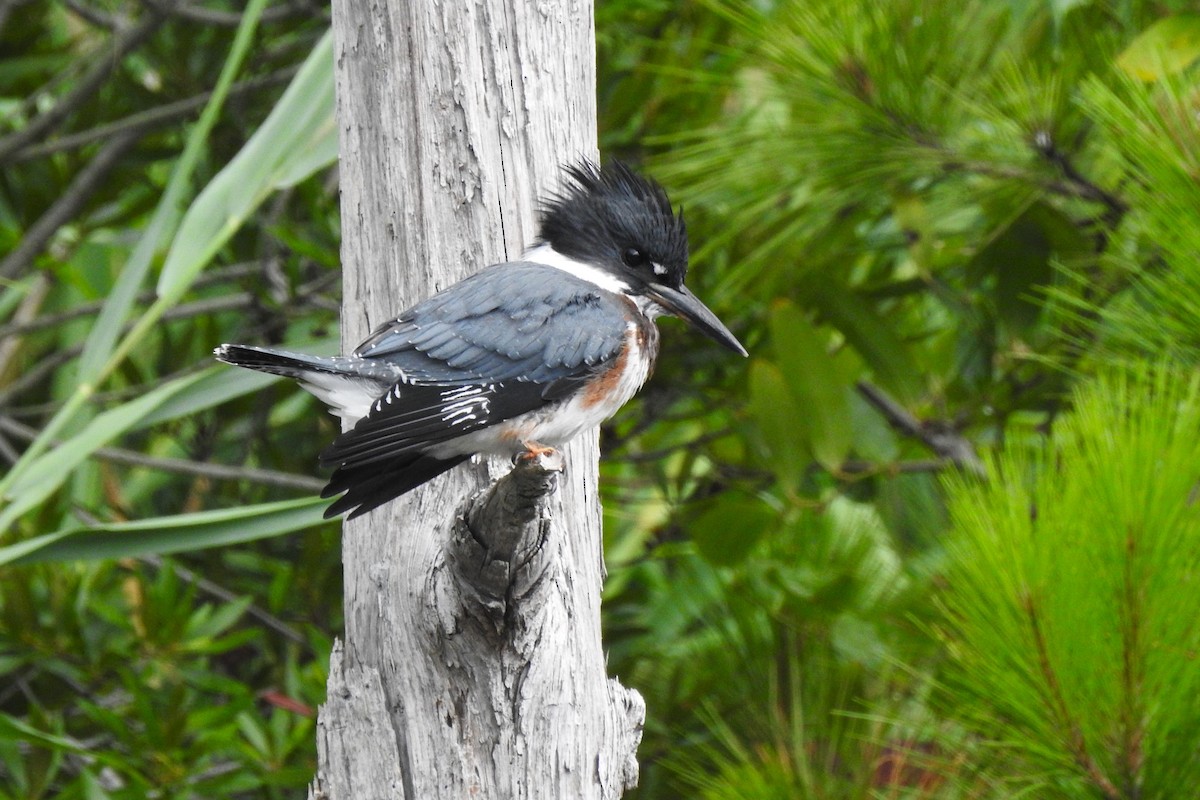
748;359;807;491
0;712;89;753
0;371;207;531
938;368;1200;792
809;283;923;404
1117;15;1200;81
769;300;853;470
689;493;778;566
134;335;337;429
135;364;278;429
0;497;329;566
156;31;336;298
187;595;253;640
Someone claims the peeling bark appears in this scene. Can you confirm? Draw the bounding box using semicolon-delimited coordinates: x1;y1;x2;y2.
309;1;643;797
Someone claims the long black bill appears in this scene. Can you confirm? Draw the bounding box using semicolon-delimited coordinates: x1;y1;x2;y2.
647;284;748;357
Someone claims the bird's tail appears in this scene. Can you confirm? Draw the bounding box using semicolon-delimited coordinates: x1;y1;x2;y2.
214;343;396;423
321;453;468;519
214;344;348;380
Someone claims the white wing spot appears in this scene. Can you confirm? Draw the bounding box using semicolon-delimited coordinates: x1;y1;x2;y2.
440;385;492;427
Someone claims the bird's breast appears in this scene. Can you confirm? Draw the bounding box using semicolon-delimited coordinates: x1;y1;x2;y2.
427;319;658;458
508;320;657;447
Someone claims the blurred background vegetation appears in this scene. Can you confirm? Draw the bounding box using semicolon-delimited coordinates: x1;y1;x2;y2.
2;0;1199;797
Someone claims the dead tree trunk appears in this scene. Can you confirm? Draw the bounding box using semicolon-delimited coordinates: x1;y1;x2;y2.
308;3;644;798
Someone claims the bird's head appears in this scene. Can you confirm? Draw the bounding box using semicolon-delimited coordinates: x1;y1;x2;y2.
537;160;747;357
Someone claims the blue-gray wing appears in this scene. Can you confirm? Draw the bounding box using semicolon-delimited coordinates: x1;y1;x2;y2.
354;262;629;384
319;262;631;469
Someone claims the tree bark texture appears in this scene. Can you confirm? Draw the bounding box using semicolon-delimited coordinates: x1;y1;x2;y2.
308;3;644;799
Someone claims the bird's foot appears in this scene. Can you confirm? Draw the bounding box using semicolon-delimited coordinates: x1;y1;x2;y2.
513;441;558;464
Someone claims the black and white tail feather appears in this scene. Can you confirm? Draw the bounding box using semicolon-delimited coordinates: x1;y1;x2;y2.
214;159;745;519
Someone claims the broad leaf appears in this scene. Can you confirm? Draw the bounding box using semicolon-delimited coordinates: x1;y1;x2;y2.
769;300;853;470
0;371;206;531
156;31;336;298
1117;15;1200;80
689;493;778;566
748;359;808;491
0;497;328;566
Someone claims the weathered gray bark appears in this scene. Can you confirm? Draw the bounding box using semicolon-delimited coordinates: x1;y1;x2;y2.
308;2;644;798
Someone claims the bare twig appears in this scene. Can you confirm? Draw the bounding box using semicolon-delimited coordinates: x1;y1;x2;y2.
856;379;985;476
95;446;326;492
604;427;735;463
0;415;326;492
0;272;51;375
0;11;165;162
10;67;299;162
1031;130;1128;227
141;0;318;27
838;458;949;476
0;128;143;280
62;0;124;29
0;293;256;405
0;262;262;342
0;430;19;464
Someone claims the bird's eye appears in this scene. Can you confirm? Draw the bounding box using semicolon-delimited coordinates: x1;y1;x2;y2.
622;247;648;268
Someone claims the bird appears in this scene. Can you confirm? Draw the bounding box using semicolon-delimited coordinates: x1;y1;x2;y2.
215;160;746;519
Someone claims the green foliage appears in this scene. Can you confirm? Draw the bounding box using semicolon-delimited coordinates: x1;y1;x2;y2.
0;3;339;795
598;0;1200;796
937;369;1200;797
0;555;333;798
1076;69;1200;363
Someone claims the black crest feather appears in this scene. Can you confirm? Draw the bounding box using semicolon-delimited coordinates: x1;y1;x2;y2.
537;160;689;288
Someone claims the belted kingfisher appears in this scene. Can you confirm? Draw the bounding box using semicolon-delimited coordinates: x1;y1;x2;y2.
215;161;746;519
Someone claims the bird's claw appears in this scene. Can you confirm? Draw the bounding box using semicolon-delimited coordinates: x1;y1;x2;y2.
513;441;558;465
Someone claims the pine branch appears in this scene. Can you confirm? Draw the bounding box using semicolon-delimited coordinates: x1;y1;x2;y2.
1023;593;1121;800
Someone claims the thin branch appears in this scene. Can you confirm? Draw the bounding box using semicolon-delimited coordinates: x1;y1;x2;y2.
138;553;309;647
1118;532;1145;799
0;11;165;163
0;293;256;405
838;458;950;477
0;128;143;280
95;445;326;492
855;380;985;476
0;272;50;376
1031;131;1128;227
10;67;299;162
604;427;735;463
0;430;20;464
61;0;124;29
140;0;319;27
72;504;314;650
0;415;326;492
0;262;262;342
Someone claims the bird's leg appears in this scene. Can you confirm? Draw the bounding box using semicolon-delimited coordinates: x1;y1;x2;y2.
513;440;557;464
